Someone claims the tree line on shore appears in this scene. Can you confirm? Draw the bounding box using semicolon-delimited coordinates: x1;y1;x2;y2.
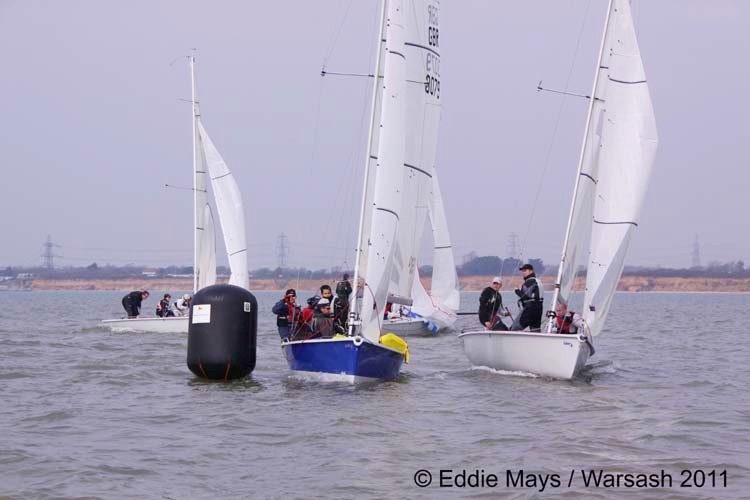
3;256;748;280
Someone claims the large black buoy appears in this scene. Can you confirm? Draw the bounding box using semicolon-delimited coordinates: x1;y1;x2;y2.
187;284;257;381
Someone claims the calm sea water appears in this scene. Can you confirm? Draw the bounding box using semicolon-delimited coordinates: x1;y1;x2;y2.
1;291;748;499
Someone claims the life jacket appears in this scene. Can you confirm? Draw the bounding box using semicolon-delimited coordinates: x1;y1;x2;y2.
556;313;578;334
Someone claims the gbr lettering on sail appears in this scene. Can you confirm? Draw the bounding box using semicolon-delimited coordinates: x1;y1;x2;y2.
425;3;440;99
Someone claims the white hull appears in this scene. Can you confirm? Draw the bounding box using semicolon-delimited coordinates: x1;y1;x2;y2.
101;316;188;333
382;317;434;336
458;330;592;380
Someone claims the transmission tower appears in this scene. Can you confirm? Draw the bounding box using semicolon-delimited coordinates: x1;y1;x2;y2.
276;232;289;268
691;234;701;268
506;232;520;260
40;234;61;271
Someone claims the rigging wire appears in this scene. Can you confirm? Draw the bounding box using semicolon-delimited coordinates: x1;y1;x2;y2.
517;0;594;268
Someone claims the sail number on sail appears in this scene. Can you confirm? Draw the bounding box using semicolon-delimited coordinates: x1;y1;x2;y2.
425;4;440;99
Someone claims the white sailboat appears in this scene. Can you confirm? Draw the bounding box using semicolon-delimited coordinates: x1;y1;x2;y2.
459;0;658;379
378;0;459;336
386;172;460;335
102;56;247;332
283;0;444;381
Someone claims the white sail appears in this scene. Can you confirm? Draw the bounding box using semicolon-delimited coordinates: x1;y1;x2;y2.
192;60;209;293
411;171;458;331
196;204;217;290
198;122;249;290
425;170;459;311
360;0;408;342
389;0;442;301
353;2;388;294
583;0;658;336
554;3;615;309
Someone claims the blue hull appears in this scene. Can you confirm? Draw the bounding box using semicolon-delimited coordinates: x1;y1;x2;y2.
282;338;404;382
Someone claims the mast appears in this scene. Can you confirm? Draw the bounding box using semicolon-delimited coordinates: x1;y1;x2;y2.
349;0;388;336
547;0;614;332
190;54;199;294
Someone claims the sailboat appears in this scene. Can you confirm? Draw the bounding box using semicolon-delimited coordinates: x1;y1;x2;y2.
459;0;658;379
385;172;460;335
282;0;441;381
102;55;248;332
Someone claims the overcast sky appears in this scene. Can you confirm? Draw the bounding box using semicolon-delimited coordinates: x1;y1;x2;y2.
1;1;748;271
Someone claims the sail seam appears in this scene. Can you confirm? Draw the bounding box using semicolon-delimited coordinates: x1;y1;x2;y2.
212;172;232;181
229;249;247;256
434;245;452;250
404;42;440;57
404;163;432;178
389;50;406;59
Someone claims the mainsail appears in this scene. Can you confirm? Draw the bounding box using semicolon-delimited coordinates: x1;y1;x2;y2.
553;2;615;310
359;0;408;341
583;0;658;336
198;122;249;290
191;61;210;292
389;0;442;302
197;204;217;290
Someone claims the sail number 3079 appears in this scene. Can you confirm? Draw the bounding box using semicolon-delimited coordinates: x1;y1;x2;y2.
426;4;440;99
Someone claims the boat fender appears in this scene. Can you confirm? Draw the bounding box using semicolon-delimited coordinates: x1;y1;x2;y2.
352;335;364;346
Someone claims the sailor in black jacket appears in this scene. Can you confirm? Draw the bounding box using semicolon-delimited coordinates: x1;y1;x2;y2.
511;264;544;331
478;277;509;329
121;290;149;318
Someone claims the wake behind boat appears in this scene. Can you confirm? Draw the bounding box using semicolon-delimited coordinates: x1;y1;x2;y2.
461;0;658;379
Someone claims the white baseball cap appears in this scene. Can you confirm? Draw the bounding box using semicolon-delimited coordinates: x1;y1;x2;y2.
492;277;502;284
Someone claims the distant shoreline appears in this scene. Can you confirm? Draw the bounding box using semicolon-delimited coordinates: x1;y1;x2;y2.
26;276;750;293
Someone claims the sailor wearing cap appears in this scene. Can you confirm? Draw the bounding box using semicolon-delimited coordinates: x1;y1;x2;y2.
310;297;338;338
511;264;544;331
272;289;301;340
478;277;510;330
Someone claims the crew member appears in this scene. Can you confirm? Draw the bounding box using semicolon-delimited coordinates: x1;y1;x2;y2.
478;277;510;330
553;302;585;335
511;264;544;331
173;294;192;316
156;293;175;317
121;290;149;318
272;289;301;341
334;273;352;328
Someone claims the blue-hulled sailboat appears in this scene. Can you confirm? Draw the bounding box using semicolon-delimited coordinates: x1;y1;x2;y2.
282;0;442;382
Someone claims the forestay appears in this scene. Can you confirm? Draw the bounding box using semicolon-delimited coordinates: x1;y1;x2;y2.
583;0;658;336
198;122;249;290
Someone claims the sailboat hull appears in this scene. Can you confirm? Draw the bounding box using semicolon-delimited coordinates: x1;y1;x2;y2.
458;330;592;380
383;311;457;336
383;316;435;336
282;337;404;383
101;317;188;333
